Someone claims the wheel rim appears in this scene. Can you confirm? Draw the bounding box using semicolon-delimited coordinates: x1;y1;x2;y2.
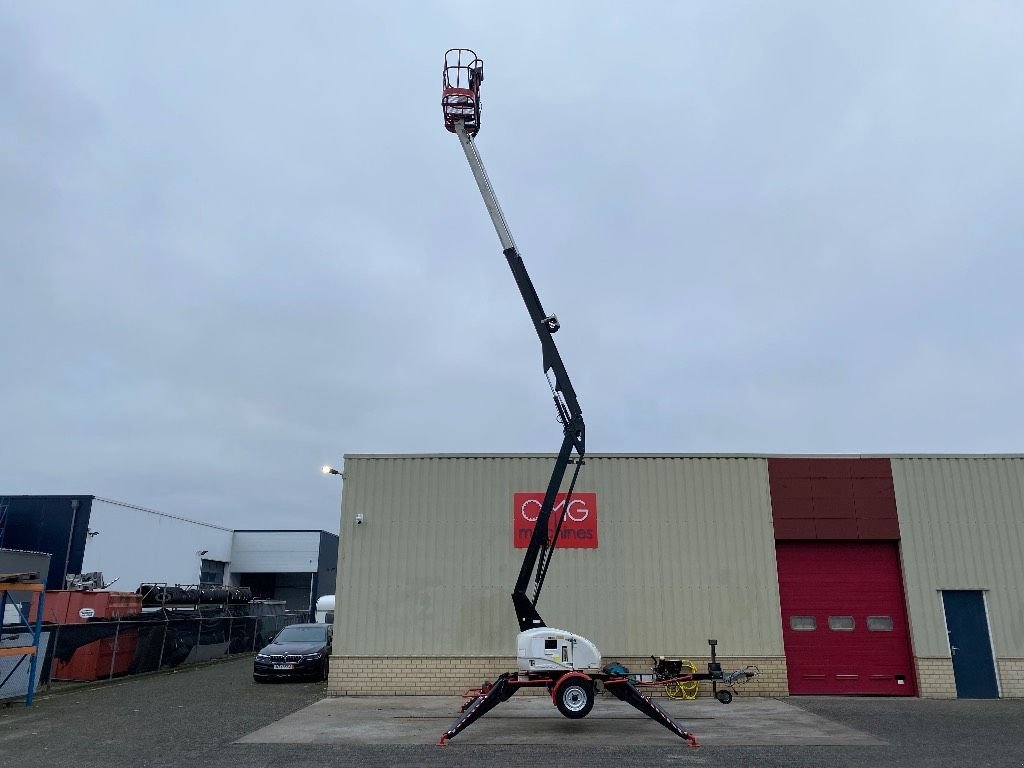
562;684;588;712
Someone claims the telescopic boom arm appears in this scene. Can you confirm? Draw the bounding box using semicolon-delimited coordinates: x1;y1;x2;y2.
438;51;702;751
446;52;585;632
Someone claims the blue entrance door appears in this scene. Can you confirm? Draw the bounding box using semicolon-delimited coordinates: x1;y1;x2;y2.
942;590;998;698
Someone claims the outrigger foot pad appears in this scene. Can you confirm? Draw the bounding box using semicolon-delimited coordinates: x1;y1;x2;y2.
604;678;700;747
438;673;518;745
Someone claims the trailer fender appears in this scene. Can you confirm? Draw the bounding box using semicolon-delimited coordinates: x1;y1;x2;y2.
551;671;593;706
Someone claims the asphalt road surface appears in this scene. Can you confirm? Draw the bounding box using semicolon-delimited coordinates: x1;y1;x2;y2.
1;656;1022;768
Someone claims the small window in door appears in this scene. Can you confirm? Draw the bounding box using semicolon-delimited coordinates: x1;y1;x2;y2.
789;616;816;631
544;638;558;650
828;615;855;631
867;615;893;631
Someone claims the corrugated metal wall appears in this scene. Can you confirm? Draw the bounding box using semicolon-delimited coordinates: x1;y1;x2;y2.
2;496;93;588
230;530;322;573
892;457;1024;658
334;455;783;658
84;499;233;590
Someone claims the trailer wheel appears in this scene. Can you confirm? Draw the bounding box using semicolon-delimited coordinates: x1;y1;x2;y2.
716;689;733;704
556;680;595;719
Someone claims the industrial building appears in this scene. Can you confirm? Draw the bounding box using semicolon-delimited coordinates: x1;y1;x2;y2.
327;453;1024;700
0;496;338;616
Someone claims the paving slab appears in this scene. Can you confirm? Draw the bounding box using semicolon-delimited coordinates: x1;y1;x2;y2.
237;694;884;746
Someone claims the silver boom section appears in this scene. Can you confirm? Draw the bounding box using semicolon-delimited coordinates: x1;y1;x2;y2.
454;121;517;252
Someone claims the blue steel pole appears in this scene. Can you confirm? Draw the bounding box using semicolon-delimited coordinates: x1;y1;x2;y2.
26;590;45;706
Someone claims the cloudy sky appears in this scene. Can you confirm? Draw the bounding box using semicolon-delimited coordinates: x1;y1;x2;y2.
2;2;1022;531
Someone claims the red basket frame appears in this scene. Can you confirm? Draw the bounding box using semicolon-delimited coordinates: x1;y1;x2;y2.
442;48;484;135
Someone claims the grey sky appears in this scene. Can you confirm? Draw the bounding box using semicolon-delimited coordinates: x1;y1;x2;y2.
2;2;1022;531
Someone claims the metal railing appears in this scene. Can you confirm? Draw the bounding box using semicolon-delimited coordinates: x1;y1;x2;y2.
0;497;9;549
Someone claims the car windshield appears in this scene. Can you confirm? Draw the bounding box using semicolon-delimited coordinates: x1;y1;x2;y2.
274;626;327;643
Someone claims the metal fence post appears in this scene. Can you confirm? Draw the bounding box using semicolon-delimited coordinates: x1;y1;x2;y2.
193;616;202;666
108;619;120;680
46;623;60;687
156;616;168;672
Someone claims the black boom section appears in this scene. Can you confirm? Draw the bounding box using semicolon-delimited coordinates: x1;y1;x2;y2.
512;430;577;630
504;244;586;632
502;246;583;434
604;679;701;747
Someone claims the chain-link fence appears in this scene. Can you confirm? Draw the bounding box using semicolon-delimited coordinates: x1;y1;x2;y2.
35;612;305;686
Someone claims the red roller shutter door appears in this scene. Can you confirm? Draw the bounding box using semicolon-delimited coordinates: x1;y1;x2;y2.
776;541;916;695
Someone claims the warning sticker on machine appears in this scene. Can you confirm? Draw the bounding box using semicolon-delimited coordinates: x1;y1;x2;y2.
513;492;598;548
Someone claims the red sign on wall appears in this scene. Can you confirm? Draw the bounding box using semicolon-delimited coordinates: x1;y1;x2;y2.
513;492;598;548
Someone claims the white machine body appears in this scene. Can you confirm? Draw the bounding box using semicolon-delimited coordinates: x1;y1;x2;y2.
314;594;335;624
516;627;603;673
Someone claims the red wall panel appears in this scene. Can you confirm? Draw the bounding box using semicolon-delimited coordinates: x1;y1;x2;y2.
772;518;816;540
857;518;901;539
768;458;900;540
813;518;859;539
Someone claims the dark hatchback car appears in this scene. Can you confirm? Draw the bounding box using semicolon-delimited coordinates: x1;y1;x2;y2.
254;623;332;682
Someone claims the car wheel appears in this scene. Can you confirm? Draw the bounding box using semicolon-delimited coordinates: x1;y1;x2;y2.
321;658;330;682
254;675;267;684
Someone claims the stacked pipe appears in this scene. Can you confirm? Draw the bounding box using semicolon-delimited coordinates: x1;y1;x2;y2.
137;584;253;606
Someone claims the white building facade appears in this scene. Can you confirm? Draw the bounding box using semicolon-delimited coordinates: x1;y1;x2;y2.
82;498;233;590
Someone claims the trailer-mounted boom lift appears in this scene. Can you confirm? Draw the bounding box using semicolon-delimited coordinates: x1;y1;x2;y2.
437;48;700;748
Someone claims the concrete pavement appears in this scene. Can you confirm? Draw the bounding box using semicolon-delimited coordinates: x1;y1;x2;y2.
2;655;1022;768
237;694;883;746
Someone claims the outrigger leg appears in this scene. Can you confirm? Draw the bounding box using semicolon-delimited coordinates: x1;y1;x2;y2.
604;679;701;747
437;673;519;746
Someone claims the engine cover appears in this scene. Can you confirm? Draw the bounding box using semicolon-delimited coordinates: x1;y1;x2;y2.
516;627;602;672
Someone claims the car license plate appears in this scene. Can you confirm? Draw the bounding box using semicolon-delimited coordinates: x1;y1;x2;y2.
273;664;295;670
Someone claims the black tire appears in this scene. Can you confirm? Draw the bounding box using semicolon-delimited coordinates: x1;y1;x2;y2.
253;675;267;684
716;689;733;704
320;658;330;682
555;680;595;719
